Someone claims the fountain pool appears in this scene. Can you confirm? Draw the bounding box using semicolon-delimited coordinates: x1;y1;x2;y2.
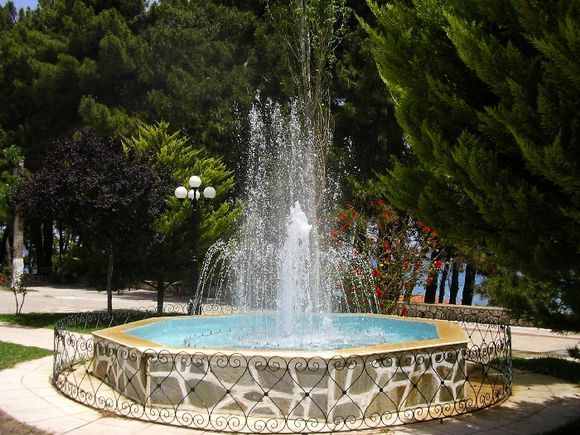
122;313;440;350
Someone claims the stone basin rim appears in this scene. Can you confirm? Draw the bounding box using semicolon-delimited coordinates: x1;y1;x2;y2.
92;313;469;358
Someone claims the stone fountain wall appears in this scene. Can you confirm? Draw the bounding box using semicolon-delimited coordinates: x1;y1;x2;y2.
90;338;467;421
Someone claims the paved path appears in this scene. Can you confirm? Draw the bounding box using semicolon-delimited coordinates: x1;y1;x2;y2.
0;355;577;435
0;285;579;434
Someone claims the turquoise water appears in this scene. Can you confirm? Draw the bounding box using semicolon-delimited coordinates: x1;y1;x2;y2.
125;314;438;351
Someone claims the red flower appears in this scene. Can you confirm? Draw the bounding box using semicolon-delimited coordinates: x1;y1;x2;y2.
426;276;434;286
400;306;409;316
383;242;392;253
375;285;383;299
338;212;347;220
434;260;444;269
414;262;421;270
373;268;381;278
0;275;5;283
351;211;358;217
331;230;338;238
376;199;385;206
355;267;362;276
340;222;350;231
382;211;390;218
423;226;431;233
418;220;424;227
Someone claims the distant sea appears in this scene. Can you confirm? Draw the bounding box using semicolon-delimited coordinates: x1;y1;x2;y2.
413;271;489;306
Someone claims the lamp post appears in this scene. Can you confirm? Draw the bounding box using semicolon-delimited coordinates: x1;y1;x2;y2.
175;175;216;314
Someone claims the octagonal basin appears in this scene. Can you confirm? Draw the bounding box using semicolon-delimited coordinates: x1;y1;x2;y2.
90;314;468;425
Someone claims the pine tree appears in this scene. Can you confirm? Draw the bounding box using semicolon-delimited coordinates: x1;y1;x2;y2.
364;0;580;327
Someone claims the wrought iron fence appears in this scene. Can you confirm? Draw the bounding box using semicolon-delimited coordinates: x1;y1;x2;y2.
53;304;511;433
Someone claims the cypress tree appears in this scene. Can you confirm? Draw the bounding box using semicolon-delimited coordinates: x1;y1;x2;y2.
364;0;580;327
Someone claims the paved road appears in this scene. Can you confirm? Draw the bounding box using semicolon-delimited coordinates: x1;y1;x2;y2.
0;284;189;314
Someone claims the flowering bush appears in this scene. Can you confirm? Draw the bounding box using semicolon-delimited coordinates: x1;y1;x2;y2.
328;200;443;313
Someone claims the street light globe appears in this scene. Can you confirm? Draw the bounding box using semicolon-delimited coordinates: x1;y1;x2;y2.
174;186;187;199
189;175;202;188
188;189;201;200
203;186;216;199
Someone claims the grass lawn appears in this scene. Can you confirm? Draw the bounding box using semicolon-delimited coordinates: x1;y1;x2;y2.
0;341;52;371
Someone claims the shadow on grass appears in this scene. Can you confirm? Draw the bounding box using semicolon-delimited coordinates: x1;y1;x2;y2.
0;312;73;329
513;357;580;385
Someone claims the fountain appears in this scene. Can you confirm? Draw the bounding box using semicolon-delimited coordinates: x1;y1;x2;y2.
53;98;511;433
53;96;511;433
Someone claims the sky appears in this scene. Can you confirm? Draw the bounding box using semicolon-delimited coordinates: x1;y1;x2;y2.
1;0;38;10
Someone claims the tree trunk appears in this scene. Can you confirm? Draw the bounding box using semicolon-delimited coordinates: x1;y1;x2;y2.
462;263;476;305
449;260;460;304
58;223;64;260
10;163;25;287
31;221;42;274
438;261;450;304
424;272;438;303
156;280;166;315
424;252;438;303
42;221;53;275
106;249;114;315
11;211;24;288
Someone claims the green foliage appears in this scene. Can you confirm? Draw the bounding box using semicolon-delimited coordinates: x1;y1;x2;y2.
332;11;406;185
122;122;240;286
0;0;146;164
0;341;53;371
568;345;580;361
16;131;167;289
365;0;580;327
0;0;411;291
139;0;256;158
0;145;24;222
0;1;17;31
482;271;579;330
